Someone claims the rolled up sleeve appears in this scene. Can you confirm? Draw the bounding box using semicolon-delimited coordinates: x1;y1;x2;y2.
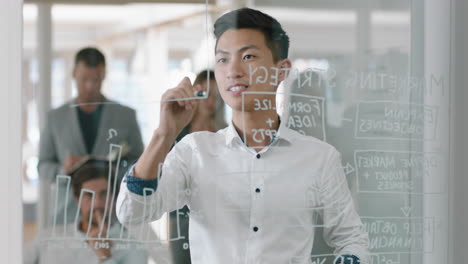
116;140;192;227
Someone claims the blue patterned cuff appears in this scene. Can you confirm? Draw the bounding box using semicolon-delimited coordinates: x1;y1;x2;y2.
335;255;360;264
126;175;158;195
123;164;158;196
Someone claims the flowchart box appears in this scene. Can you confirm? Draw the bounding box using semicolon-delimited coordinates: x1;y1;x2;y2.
362;217;435;254
355;101;439;141
355;150;444;194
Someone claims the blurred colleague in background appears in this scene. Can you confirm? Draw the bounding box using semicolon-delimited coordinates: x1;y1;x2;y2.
38;47;144;226
169;69;227;264
25;161;148;264
175;69;227;142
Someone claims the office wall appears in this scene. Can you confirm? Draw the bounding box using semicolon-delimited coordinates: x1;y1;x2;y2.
452;0;468;262
0;0;23;263
11;0;467;263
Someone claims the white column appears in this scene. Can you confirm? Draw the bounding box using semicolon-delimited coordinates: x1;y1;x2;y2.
355;0;370;100
424;0;452;264
37;2;53;231
356;4;370;64
144;28;169;143
0;0;23;262
37;3;52;128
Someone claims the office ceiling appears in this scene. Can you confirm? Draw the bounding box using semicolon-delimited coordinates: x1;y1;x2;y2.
25;0;215;4
25;0;409;10
256;0;410;10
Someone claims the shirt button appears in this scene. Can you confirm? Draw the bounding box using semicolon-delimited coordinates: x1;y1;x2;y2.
256;154;261;159
255;188;260;193
253;226;259;232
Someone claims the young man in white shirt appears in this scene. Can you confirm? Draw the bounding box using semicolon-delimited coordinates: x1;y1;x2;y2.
117;8;370;264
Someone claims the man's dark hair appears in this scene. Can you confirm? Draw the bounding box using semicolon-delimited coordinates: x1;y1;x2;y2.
214;8;289;62
74;47;106;67
194;69;215;86
71;162;115;198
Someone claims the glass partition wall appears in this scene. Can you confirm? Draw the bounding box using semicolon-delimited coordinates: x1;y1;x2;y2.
22;0;450;263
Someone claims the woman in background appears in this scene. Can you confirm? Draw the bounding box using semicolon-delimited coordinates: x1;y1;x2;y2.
175;69;227;142
169;69;227;264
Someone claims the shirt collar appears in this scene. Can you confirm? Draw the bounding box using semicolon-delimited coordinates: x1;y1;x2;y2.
224;120;242;147
275;117;296;143
71;96;108;106
224;117;295;147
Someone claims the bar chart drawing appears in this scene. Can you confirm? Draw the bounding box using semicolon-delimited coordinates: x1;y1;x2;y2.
73;188;95;238
45;143;186;245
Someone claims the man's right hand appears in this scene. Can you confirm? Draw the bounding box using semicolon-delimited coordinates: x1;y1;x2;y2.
158;77;201;138
132;77;202;181
63;154;84;173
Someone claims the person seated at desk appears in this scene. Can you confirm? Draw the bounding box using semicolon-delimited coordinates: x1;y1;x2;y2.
24;160;148;264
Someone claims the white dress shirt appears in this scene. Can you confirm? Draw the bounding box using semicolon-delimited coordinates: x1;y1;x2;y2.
116;122;370;264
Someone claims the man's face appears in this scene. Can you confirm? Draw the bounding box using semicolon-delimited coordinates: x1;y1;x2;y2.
77;177;111;227
214;28;290;112
73;61;105;104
